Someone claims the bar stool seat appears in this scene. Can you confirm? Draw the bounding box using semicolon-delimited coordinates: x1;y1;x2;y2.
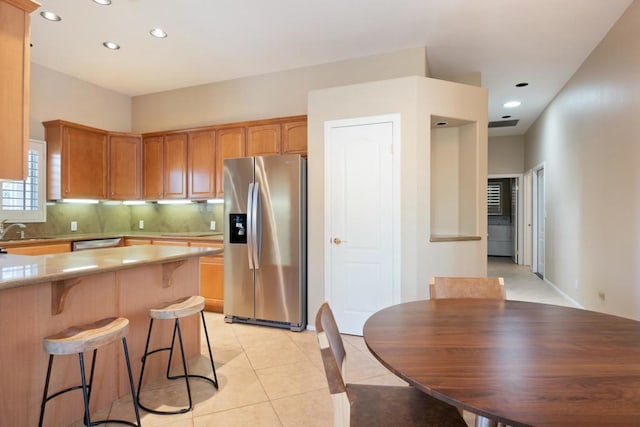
39;317;141;427
137;295;218;415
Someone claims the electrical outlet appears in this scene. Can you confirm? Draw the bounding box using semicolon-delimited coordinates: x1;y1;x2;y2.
139;220;144;229
70;221;78;232
210;220;216;231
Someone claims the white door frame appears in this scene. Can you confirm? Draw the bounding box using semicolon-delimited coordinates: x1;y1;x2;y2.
488;173;524;265
323;113;402;305
531;163;545;276
523;171;532;267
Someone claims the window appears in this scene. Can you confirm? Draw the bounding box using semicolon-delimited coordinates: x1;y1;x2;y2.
1;140;46;222
487;181;502;215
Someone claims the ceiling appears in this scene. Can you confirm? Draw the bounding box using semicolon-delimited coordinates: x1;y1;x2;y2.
29;0;633;137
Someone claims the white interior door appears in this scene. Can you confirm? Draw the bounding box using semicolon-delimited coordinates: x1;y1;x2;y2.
536;167;545;277
325;115;398;336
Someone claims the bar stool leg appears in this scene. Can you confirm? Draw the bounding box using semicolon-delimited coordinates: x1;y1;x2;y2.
173;318;194;412
38;355;54;427
200;311;219;388
78;352;92;426
122;337;142;426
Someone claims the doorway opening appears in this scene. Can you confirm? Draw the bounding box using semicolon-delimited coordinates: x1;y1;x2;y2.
487;175;524;266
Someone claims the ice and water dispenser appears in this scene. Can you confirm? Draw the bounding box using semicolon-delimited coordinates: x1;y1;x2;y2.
229;214;247;244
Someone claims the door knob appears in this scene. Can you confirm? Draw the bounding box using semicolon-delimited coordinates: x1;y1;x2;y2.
333;237;342;245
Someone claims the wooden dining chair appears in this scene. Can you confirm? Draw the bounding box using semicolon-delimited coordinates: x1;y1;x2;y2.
429;276;506;300
315;302;467;427
429;276;505;427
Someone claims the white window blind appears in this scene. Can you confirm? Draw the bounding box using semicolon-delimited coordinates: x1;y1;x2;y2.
487;182;502;215
1;140;46;222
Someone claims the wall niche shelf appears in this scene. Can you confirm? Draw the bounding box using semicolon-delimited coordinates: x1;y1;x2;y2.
430;115;479;241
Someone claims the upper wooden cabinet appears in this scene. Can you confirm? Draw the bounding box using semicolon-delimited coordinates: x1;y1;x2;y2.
164;133;188;199
142;136;164;199
44;120;109;200
0;0;39;180
142;133;188;199
215;127;246;197
247;123;281;156
109;133;142;200
188;130;216;200
282;120;308;155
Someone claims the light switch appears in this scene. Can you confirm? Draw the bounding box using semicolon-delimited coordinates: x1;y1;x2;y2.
210;220;216;231
139;220;144;229
70;221;77;231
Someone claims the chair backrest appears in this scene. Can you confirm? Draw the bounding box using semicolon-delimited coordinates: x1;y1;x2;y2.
316;302;350;426
429;277;506;300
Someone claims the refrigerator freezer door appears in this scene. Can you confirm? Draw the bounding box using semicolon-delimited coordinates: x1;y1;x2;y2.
254;155;304;324
224;157;255;319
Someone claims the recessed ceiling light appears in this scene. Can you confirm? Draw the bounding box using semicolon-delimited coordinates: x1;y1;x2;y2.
435;121;448;127
93;0;112;4
102;41;120;50
503;101;521;108
40;11;62;21
149;28;168;38
515;82;529;87
501;115;512;119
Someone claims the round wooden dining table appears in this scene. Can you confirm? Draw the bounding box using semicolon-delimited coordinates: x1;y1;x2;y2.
363;299;640;427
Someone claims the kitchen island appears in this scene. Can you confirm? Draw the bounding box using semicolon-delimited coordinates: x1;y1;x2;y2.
0;244;221;426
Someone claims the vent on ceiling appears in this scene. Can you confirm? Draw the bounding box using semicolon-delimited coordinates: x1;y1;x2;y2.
488;119;519;128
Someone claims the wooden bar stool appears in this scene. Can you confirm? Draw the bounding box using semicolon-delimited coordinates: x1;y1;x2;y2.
136;295;218;415
38;317;141;427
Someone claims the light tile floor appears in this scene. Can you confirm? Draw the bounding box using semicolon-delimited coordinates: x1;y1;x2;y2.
94;257;573;427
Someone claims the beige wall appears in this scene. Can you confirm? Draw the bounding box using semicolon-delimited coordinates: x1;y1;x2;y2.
307;76;487;322
524;1;640;319
30;64;131;140
131;47;429;132
489;135;524;175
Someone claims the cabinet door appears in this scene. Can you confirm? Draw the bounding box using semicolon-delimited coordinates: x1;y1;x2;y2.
109;134;142;200
143;136;164;199
164;133;188;199
215;127;246;197
188;130;216;200
0;0;38;180
5;242;70;255
282;120;307;155
246;123;281;156
62;126;108;199
123;238;152;246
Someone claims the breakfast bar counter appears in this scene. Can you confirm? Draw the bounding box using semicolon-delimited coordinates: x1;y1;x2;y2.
0;245;221;426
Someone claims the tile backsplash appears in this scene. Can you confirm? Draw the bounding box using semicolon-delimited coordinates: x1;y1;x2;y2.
6;202;224;239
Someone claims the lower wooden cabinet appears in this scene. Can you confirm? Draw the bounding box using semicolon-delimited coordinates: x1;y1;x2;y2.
5;242;70;255
191;242;224;312
199;253;224;312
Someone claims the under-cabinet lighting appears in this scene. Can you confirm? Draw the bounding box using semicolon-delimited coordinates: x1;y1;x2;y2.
93;0;112;5
503;100;521;108
207;199;224;204
123;201;147;205
61;199;100;204
157;200;193;205
62;265;98;273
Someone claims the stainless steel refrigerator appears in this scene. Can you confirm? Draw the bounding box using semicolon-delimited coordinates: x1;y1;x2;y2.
223;154;306;331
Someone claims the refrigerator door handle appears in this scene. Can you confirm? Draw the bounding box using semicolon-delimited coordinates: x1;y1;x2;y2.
252;182;261;269
247;182;255;269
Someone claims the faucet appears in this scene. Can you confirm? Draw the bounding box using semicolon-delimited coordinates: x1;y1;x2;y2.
0;221;27;240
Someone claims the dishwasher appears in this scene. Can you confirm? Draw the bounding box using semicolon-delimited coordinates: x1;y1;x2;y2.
72;237;122;251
